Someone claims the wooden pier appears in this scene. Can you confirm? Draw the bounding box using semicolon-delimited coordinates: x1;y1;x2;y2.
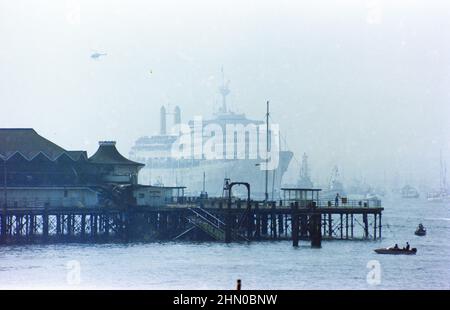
0;193;383;247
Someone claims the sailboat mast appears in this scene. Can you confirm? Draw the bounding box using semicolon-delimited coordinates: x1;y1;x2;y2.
265;101;269;204
440;150;447;190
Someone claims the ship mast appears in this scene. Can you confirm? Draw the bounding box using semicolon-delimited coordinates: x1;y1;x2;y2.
218;66;230;114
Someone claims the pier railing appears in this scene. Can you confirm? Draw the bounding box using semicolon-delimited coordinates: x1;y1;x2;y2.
163;196;382;209
1;196;382;211
1;198;96;209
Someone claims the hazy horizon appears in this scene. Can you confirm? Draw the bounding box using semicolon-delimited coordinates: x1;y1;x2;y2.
1;0;449;189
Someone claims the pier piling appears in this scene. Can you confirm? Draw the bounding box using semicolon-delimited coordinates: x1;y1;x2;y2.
291;202;299;247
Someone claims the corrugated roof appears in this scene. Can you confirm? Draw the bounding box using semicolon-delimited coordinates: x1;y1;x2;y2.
0;128;87;161
89;141;144;166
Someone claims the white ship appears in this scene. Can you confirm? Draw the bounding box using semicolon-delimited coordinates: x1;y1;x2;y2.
129;72;293;198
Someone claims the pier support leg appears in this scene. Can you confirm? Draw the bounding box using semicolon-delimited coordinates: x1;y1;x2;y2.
261;214;268;236
345;213;349;240
340;214;343;239
278;214;284;236
379;213;382;239
43;212;48;241
291;203;299;247
310;213;322;248
255;203;260;240
246;209;253;239
300;215;308;238
284;214;288;237
351;214;354;239
322;214;326;236
67;215;72;239
225;201;232;243
29;215;34;241
104;213;110;240
271;203;277;239
363;213;369;239
1;211;6;243
56;215;61;237
373;214;377;240
328;214;332;238
81;214;86;241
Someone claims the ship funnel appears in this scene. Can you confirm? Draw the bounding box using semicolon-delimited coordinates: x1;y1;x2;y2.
174;106;181;125
160;106;167;135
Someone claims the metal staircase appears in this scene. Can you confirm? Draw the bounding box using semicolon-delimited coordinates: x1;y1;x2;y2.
174;207;248;241
187;207;227;241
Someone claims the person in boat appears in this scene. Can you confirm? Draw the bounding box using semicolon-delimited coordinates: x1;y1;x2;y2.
335;193;340;207
406;242;410;251
418;223;424;230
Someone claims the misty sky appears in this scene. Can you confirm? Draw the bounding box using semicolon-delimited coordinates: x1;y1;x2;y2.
1;0;449;189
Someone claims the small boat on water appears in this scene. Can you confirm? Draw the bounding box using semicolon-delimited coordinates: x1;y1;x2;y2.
415;224;426;236
374;247;417;255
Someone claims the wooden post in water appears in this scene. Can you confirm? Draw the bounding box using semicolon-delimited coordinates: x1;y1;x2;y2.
291;202;299;247
328;213;332;237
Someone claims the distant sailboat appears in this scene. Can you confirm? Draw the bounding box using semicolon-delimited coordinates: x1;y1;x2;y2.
427;151;449;202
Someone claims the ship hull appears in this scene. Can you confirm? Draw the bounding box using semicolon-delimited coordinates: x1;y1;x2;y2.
138;151;293;198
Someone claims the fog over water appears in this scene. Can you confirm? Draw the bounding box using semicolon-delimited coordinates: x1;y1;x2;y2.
1;0;449;189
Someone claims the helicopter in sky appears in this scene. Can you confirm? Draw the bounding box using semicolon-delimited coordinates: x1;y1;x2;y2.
91;52;107;60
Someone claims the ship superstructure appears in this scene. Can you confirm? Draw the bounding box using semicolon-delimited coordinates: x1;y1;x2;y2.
129;71;293;197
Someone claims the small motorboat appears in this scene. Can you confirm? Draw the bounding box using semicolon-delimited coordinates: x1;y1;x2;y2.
374;247;417;255
415;224;426;236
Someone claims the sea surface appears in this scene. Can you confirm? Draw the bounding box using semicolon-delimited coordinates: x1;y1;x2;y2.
1;196;449;290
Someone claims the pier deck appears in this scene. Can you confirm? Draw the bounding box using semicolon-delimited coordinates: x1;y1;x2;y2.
0;198;383;246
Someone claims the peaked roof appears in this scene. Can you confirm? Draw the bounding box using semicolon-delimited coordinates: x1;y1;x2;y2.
89;141;144;166
0;128;87;161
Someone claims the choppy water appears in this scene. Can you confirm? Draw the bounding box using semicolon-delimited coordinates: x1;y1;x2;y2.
1;196;449;289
